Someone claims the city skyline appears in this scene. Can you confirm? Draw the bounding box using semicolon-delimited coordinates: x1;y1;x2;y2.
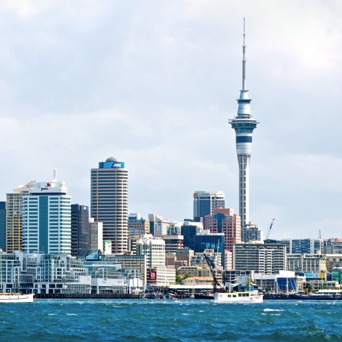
0;1;341;240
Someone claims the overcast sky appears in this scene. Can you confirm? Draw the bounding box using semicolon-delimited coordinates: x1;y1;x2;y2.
0;0;341;240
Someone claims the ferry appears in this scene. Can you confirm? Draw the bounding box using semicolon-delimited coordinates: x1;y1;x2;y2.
214;289;263;304
0;293;34;303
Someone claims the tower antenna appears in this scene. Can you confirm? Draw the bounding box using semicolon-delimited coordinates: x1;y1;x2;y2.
242;17;247;91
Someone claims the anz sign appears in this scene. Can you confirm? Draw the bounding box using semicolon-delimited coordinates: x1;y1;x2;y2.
112;162;124;168
100;161;125;169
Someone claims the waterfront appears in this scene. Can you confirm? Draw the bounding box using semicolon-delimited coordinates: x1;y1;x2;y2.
0;299;341;341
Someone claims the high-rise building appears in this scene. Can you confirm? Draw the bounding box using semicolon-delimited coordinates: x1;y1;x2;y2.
181;221;203;251
148;214;170;236
21;180;71;254
136;234;165;269
6;181;35;253
229;22;258;228
0;202;6;251
193;230;225;264
193;191;225;222
128;213;150;238
233;242;286;274
282;239;322;255
71;204;91;258
204;208;241;252
91;157;128;254
89;218;103;253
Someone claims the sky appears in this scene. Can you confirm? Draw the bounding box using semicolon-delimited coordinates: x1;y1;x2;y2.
0;0;341;240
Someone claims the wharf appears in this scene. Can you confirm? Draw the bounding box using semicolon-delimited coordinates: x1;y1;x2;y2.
35;293;144;299
264;293;342;300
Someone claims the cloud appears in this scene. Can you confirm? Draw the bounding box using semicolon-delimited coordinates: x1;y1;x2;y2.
0;1;341;240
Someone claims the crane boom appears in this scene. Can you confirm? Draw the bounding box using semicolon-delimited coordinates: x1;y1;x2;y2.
265;218;275;240
203;253;225;293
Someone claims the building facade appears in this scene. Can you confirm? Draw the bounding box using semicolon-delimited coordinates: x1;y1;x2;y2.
71;204;91;258
193;191;225;222
233;242;286;274
6;181;36;253
21;180;71;254
204;208;241;252
89;219;103;253
282;239;322;255
0;202;6;251
148;214;170;236
128;213;150;238
193;231;225;265
91;157;128;254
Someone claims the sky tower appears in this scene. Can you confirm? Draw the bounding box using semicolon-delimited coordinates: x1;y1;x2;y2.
229;20;258;228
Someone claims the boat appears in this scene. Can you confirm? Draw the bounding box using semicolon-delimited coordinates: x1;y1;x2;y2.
214;289;263;303
202;252;263;303
0;293;34;303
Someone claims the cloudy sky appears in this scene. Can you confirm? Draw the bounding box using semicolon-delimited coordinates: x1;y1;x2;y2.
0;0;341;240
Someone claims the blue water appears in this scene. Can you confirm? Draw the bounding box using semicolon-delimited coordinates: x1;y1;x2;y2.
0;299;341;341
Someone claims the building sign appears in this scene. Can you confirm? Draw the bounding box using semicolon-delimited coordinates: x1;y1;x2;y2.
148;270;157;281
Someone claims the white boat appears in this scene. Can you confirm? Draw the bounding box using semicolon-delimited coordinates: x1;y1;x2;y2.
214;290;263;303
0;293;34;303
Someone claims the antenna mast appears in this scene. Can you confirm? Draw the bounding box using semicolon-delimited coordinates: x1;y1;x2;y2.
242;17;247;91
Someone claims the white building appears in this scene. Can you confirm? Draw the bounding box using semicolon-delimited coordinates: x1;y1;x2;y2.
148;214;171;237
136;234;165;268
21;180;71;254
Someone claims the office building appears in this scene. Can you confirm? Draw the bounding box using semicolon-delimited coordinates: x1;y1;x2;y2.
6;181;35;253
89;218;103;252
234;241;286;274
91;157;128;254
162;235;184;253
193;230;225;264
21;180;71;254
193;191;225;222
136;234;165;268
0;202;6;251
282;239;322;255
128;213;150;238
148;214;170;236
287;254;327;274
242;224;262;243
71;204;91;258
323;238;342;254
204;208;241;252
181;221;203;250
229;22;258;228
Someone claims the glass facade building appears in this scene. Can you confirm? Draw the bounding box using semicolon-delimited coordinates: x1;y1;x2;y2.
91;157;128;254
193;191;225;222
21;180;71;254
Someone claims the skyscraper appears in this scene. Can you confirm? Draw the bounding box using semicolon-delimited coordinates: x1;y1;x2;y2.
229;21;258;228
91;157;128;254
21;180;71;254
0;201;6;251
71;204;91;258
193;191;225;222
6;181;35;253
204;208;241;252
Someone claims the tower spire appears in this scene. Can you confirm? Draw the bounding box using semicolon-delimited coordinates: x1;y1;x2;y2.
242;17;246;91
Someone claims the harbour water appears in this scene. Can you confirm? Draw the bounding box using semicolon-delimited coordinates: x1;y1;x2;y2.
0;299;341;341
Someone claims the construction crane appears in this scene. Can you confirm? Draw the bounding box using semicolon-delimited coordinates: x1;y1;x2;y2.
265;218;275;240
203;253;225;293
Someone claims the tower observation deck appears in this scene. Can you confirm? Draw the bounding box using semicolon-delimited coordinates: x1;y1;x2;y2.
229;20;259;228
